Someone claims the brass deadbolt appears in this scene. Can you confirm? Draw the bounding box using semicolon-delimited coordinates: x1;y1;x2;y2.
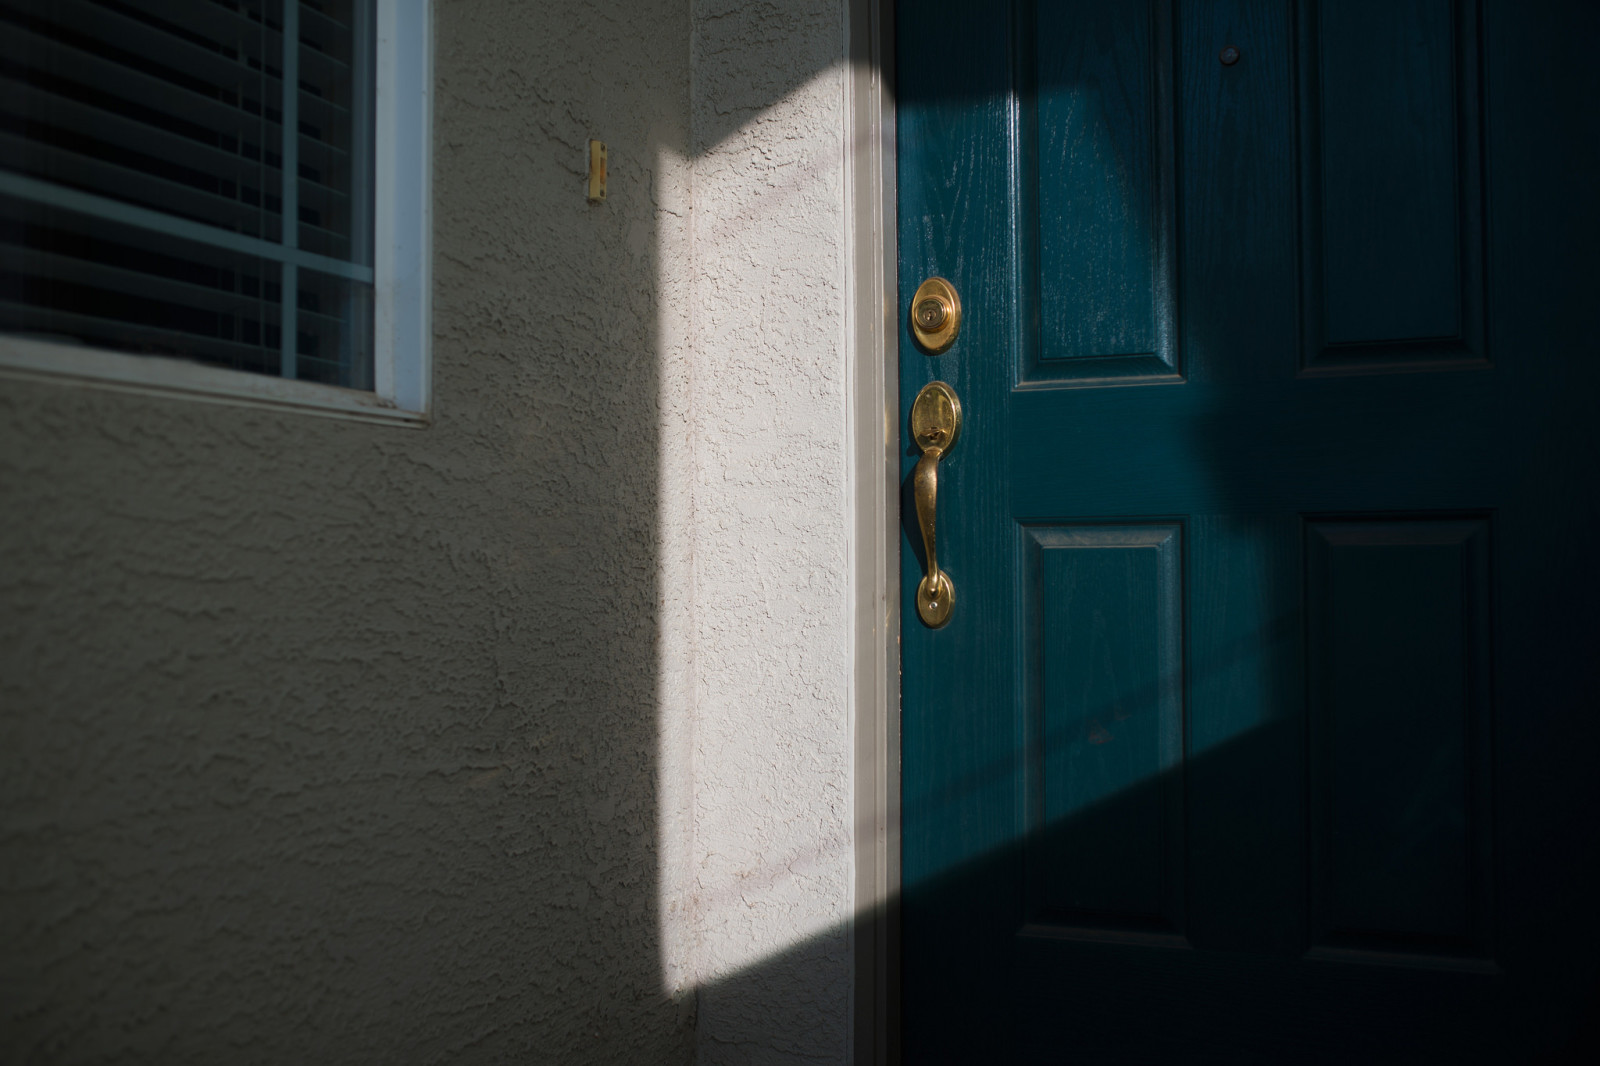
910;276;961;354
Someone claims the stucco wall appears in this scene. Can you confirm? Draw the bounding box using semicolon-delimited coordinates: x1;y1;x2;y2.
1;1;860;1062
677;2;856;1064
1;1;699;1061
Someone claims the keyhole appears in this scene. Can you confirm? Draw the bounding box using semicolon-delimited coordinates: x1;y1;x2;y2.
915;297;949;332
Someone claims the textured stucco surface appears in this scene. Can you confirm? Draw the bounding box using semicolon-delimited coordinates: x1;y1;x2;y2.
681;2;856;1064
1;1;698;1061
1;1;860;1062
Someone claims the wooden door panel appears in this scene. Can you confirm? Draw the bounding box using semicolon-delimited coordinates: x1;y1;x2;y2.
1305;517;1495;964
899;0;1599;1058
1299;0;1488;369
1020;523;1184;938
1029;0;1178;382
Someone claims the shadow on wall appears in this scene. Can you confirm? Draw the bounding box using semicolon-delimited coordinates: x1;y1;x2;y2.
5;0;1600;1063
1;0;694;1062
1;0;874;1062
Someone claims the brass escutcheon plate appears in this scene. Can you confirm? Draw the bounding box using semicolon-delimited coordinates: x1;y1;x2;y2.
910;276;961;354
917;571;955;629
911;380;962;451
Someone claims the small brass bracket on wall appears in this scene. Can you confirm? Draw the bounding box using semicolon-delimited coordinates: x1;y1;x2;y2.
587;140;607;202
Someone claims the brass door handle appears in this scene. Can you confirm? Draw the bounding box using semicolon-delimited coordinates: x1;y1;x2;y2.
911;381;962;628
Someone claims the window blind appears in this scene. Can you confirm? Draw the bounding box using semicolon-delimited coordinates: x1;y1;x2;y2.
0;0;376;389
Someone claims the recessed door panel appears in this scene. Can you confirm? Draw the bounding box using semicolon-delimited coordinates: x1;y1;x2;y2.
1300;0;1486;370
1021;523;1183;937
1024;0;1178;385
1306;517;1493;962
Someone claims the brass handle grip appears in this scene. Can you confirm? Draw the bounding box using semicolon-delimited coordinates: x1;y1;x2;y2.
914;444;944;587
911;382;962;628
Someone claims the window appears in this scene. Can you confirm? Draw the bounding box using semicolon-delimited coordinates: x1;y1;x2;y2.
0;0;429;422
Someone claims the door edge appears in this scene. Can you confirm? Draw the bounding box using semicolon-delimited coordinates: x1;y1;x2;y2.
847;0;901;1062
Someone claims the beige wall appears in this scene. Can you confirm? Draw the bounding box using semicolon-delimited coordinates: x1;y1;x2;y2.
1;1;696;1060
675;2;857;1062
1;1;864;1063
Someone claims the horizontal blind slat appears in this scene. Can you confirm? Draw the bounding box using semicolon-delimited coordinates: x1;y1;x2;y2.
0;25;274;150
0;21;353;153
0;0;374;389
95;0;273;59
30;0;268;105
0;131;273;237
0;75;350;216
0;177;372;282
0;300;278;371
37;0;354;111
0;244;282;322
81;0;353;82
299;2;353;60
0;73;281;233
0;244;350;336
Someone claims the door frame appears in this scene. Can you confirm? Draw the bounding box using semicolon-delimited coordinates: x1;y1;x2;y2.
848;0;901;1062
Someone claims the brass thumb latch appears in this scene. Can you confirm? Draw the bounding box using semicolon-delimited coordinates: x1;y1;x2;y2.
911;381;963;628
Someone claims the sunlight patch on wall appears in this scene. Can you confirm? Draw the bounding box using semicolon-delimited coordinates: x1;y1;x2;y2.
653;54;855;1004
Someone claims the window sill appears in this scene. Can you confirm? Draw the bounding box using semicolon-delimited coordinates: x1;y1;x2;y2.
0;336;429;427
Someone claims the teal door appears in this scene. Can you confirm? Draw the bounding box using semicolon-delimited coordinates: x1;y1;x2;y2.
897;1;1600;1060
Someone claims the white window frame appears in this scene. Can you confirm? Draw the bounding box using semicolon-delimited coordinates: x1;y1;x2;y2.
0;0;433;427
